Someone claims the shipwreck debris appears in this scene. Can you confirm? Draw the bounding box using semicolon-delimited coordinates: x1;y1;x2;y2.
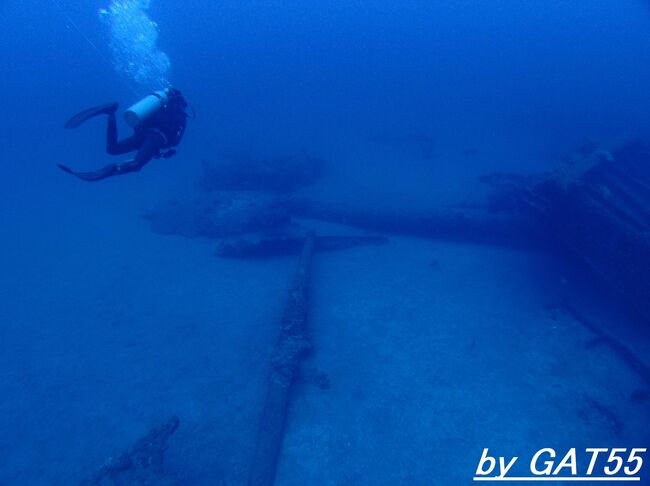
147;137;650;323
145;151;326;239
248;233;315;486
216;235;388;258
535;142;650;320
286;199;545;250
551;302;650;387
144;192;290;239
578;396;624;437
481;140;650;321
80;416;180;486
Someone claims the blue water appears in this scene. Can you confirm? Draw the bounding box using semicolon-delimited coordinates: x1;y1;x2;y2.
1;1;650;484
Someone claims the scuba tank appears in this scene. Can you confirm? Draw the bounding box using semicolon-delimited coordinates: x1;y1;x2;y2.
124;89;170;127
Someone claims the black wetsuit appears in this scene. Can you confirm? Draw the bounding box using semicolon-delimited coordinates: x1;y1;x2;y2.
59;93;188;182
105;102;187;176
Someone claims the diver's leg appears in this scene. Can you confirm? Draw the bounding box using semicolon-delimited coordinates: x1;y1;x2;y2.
56;114;127;181
114;131;165;174
58;130;164;182
106;114;141;155
65;102;118;129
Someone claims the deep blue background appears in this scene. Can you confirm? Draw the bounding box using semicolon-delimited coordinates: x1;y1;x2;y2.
2;0;650;187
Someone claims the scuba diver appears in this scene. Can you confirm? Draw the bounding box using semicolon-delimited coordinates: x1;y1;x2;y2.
58;88;189;181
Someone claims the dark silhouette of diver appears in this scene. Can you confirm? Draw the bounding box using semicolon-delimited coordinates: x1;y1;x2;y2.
58;88;189;181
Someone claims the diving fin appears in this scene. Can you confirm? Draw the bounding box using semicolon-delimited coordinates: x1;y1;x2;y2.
57;163;118;182
64;102;119;129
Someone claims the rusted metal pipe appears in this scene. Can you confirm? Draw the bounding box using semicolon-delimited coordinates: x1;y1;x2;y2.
248;232;316;486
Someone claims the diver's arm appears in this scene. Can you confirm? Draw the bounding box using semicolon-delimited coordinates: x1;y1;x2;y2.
173;117;187;146
176;124;186;146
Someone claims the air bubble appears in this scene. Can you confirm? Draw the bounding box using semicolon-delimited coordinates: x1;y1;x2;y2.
99;0;171;90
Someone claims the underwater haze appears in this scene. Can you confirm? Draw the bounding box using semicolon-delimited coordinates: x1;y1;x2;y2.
1;0;650;484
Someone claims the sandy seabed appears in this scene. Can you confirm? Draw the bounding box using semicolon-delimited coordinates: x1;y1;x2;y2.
0;186;648;485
